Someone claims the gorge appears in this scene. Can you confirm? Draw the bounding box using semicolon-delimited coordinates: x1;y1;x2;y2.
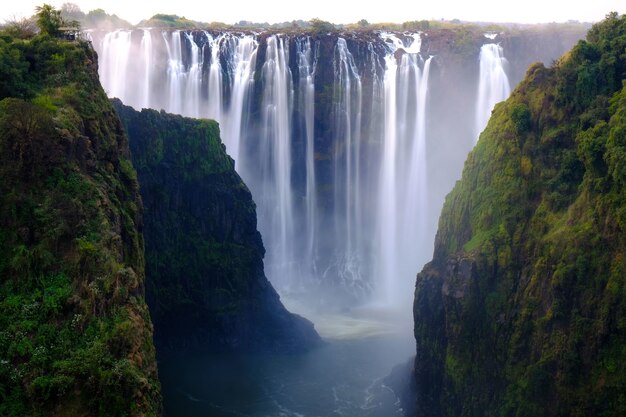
86;23;589;416
4;5;625;416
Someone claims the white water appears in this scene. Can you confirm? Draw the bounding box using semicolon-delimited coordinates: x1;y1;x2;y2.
222;35;258;163
296;37;318;283
140;29;152;108
205;33;224;125
475;43;511;141
332;37;364;294
377;33;433;306
90;30;506;312
99;30;132;100
258;35;296;291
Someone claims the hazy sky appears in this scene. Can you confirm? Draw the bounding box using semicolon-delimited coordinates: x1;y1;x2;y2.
2;0;624;25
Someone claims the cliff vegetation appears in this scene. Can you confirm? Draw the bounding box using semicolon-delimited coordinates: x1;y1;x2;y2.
414;12;626;417
0;19;160;417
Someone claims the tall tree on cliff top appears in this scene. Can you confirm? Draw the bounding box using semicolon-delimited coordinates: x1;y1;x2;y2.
35;4;64;36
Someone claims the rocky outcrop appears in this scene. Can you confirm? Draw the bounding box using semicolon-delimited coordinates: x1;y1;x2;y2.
112;100;321;355
413;13;626;417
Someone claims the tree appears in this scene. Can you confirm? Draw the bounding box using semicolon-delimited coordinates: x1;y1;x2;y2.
309;18;335;33
61;2;85;24
35;4;64;36
1;16;38;38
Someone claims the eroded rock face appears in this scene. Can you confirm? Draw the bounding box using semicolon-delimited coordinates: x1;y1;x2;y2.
113;100;321;356
412;14;626;417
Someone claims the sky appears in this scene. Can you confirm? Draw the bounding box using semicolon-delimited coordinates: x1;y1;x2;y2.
1;0;625;26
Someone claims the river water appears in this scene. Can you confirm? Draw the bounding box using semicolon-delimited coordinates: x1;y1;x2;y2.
159;308;414;417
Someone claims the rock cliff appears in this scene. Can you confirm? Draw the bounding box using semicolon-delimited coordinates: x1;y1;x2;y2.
413;13;626;417
112;100;321;355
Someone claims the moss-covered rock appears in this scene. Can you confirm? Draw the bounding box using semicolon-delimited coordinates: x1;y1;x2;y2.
112;100;321;355
413;12;626;417
0;35;161;416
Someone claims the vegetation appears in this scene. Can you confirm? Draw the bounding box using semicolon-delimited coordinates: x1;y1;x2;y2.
136;14;207;29
414;12;626;417
35;4;65;36
0;10;161;416
59;3;131;30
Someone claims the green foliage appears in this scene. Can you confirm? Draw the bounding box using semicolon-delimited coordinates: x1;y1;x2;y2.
138;14;204;29
511;103;532;134
309;18;336;33
416;13;626;417
402;20;431;31
35;4;64;37
0;33;161;415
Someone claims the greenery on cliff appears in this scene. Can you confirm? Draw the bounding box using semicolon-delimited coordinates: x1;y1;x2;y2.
0;24;160;417
112;100;321;355
414;12;626;417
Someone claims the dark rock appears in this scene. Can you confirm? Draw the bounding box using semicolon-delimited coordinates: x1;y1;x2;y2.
112;99;322;356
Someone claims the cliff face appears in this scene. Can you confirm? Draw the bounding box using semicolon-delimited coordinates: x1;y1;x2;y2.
0;36;160;415
414;13;626;417
112;100;321;355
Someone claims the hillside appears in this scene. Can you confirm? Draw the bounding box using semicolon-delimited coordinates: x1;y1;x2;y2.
0;33;161;416
413;12;626;417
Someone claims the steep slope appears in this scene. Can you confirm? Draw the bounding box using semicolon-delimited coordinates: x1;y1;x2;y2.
0;35;160;415
414;13;626;417
112;100;321;355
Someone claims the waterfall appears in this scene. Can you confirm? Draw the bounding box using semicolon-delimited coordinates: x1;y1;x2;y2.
223;34;258;165
257;35;295;291
89;29;453;308
332;37;364;292
162;31;184;115
475;43;511;140
99;30;132;101
377;33;432;305
205;33;224;124
296;37;318;278
183;32;202;118
140;29;152;109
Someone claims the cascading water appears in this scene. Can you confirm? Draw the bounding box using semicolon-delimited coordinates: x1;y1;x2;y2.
99;30;132;100
183;32;202;118
377;33;433;306
331;37;365;295
296;37;318;281
223;35;258;163
162;30;184;115
257;35;296;291
475;42;511;140
140;29;152;109
90;28;501;311
205;33;224;123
